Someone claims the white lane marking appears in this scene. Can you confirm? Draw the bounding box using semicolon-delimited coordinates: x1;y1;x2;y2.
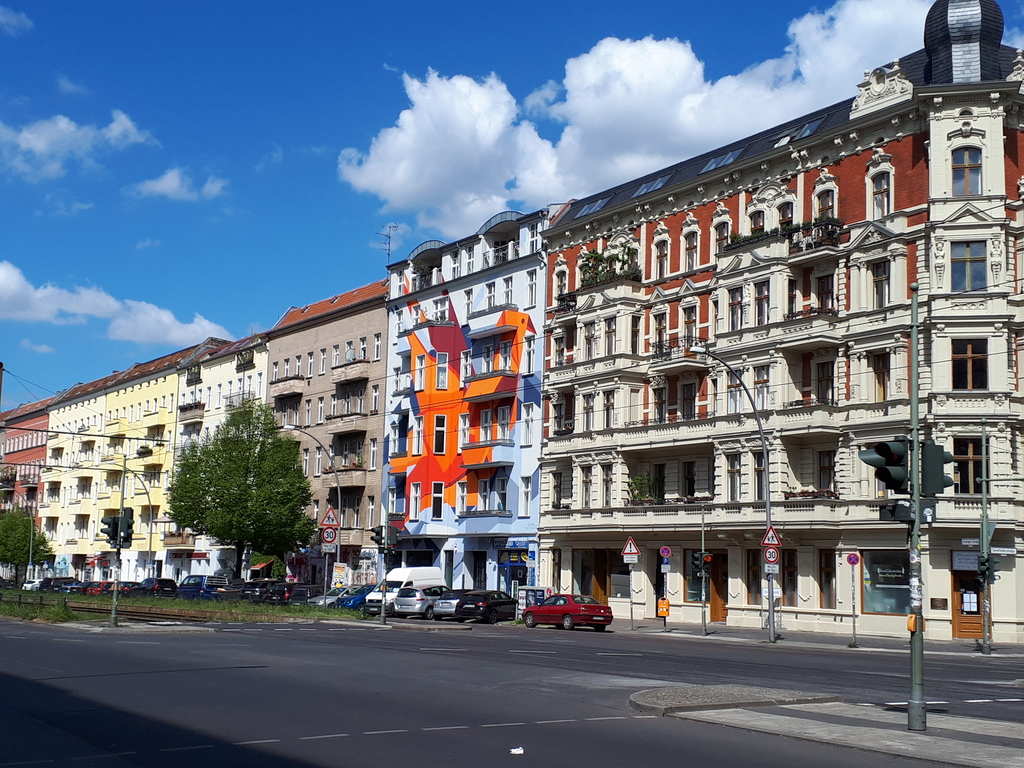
232;740;280;745
480;723;526;728
535;719;577;725
509;650;556;654
115;641;160;645
52;639;84;643
159;745;214;752
5;636;27;639
298;734;349;741
926;701;949;705
418;647;467;652
586;716;628;721
273;628;293;632
966;699;994;703
884;701;907;706
596;652;642;657
421;726;470;731
363;729;408;735
298;629;316;632
996;698;1023;702
631;716;659;719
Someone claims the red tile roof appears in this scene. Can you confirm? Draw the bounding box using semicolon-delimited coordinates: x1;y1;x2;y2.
272;280;388;331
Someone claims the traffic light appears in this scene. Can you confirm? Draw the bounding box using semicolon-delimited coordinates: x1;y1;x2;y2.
977;554;1001;583
119;508;135;547
386;524;398;548
370;525;385;548
690;551;712;578
100;515;120;548
920;440;955;496
859;438;911;494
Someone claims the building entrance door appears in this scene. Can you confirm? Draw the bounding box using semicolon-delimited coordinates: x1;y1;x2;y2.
709;551;729;622
951;571;983;639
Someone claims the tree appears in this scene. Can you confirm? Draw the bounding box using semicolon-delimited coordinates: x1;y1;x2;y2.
168;399;315;578
0;510;55;586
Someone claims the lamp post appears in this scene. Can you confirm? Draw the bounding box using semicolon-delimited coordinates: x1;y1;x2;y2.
281;424;341;595
690;344;777;643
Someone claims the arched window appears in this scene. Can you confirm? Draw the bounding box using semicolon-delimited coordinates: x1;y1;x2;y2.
816;190;835;219
655;240;669;279
555;270;568;297
684;232;698;271
778;202;794;229
952;148;982;195
714;223;730;254
749;210;765;235
872;173;891;219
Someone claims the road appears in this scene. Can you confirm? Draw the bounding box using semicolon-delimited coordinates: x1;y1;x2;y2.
0;618;1019;768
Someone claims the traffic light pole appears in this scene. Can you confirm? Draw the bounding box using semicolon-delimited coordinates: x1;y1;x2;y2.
110;451;127;629
980;421;991;656
908;283;926;732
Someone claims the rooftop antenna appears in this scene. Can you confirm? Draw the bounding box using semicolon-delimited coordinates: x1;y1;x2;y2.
378;223;400;262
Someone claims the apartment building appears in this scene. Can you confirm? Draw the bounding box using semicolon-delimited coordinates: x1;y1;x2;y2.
539;0;1022;641
384;209;555;590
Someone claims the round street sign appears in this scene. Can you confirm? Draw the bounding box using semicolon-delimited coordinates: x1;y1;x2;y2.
763;546;780;565
846;553;861;566
321;527;338;544
659;546;672;558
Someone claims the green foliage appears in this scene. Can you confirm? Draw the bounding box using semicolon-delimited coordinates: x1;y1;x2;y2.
0;510;55;585
168;399;315;578
250;551;287;578
628;473;653;503
578;245;642;288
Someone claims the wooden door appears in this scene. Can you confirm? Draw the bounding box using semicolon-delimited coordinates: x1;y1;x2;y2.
951;571;983;639
709;551;729;622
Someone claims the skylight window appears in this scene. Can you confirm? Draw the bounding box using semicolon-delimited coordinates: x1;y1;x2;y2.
773;118;824;148
575;196;611;218
701;149;743;174
633;175;670;198
795;118;823;140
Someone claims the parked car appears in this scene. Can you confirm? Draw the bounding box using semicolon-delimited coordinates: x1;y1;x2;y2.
39;577;77;593
21;579;43;591
127;578;177;598
453;590;516;624
0;578;16;589
393;585;447;619
84;581;107;595
334;584;374;611
523;594;613;631
431;589;472;621
265;583;324;604
241;579;281;603
58;581;89;594
307;586;356;607
362;567;445;616
176;575;230;600
100;581;139;595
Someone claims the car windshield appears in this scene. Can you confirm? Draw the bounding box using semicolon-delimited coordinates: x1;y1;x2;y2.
397;588;417;597
384;581;402;592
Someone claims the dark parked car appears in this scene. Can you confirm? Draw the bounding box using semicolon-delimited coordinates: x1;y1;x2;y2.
265;583;323;604
58;581;90;594
176;575;230;600
39;577;77;593
127;578;177;598
100;581;139;595
335;584;374;611
0;578;16;590
522;594;613;631
241;579;282;603
453;590;516;624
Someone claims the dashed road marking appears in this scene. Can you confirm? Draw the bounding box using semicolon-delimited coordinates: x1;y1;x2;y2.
509;649;556;654
232;740;280;745
421;726;469;731
536;719;576;725
586;716;628;721
363;729;408;735
596;652;642;657
70;753;135;761
298;734;348;741
480;723;526;728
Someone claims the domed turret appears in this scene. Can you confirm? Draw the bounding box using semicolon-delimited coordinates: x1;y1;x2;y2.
924;0;1004;83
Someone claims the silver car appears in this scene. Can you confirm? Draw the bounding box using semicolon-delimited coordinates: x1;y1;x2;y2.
430;589;472;621
393;585;447;619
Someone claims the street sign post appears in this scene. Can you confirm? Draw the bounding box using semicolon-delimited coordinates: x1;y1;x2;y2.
847;552;860;646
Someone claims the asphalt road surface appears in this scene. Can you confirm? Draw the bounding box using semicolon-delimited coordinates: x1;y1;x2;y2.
0;618;1018;768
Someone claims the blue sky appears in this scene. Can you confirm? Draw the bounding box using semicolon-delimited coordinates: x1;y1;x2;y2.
2;0;1021;410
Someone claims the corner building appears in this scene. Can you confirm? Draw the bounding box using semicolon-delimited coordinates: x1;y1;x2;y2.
384;209;556;590
540;0;1022;641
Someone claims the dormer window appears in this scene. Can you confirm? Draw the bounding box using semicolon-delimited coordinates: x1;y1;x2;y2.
952;148;982;195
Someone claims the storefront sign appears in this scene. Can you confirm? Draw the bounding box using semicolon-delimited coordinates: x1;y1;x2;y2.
951;551;979;571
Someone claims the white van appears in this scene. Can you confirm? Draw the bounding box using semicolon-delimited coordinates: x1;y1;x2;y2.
362;566;445;615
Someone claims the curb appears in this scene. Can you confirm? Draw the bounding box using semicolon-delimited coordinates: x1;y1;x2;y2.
629;685;842;716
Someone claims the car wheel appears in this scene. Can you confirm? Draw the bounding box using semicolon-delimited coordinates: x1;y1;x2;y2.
593;624;607;632
561;614;575;630
524;612;537;628
487;609;499;624
424;606;434;621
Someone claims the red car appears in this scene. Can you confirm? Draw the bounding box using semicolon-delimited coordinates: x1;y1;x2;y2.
86;581;113;595
523;594;613;631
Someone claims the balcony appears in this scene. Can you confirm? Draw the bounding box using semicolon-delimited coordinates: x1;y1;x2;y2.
787;220;843;259
552;293;577;314
463;370;518;403
268;375;305;400
141;410;164;429
399;318;458;338
458;507;514;518
466;304;522;338
178;401;206;424
322;467;367;489
775;309;843;352
162;531;196;549
325;412;369;435
649;337;709;374
778;399;843;434
104;418;126;435
461;438;516;470
331;359;370;384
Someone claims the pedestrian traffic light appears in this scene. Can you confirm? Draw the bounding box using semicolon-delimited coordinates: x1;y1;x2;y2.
100;515;120;548
920;440;955;496
859;438;910;494
119;508;135;547
370;525;385;548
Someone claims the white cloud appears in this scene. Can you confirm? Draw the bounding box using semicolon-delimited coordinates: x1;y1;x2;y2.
0;109;154;182
38;192;94;217
135;238;162;250
57;75;90;95
0;5;31;36
128;167;229;201
255;143;283;172
339;0;932;238
20;339;55;354
0;260;232;346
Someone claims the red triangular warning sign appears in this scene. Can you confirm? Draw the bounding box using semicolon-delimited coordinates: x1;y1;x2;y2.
621;537;642;556
320;506;340;528
760;526;781;547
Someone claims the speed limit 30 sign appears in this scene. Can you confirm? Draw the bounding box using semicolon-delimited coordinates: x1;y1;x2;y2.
763;546;780;565
321;527;338;544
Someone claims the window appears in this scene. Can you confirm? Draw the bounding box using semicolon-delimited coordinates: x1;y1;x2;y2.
753;452;765;501
653;385;667;422
581;466;593;508
872;172;891;218
727;453;742;501
503;276;514;306
787;278;799;316
482;344;493;373
319;349;327;375
604;318;616;356
485;282;496;309
412;416;424;455
317;397;324;423
601;465;613;507
952;339;987;390
436;352;449;390
461;350;472;384
951;241;986;291
499;340;512;371
302;448;309;476
754;281;770;325
584;322;596;360
371;384;379;412
480;409;492;441
456;482;468;515
683;305;697;344
451;251;461;279
523;335;535;374
374;333;382;360
816;361;835;404
749;210;764;234
459;413;470;450
754;365;769;409
781;550;798;608
433;299;448;322
778;202;794;229
817;189;835;219
520;475;532;517
654;314;667;348
728;287;743;330
727;372;743;414
521;403;534;446
603;391;615;429
681;383;696;420
497;406;511;441
465;246;475;273
863;550;911;614
818;550;836;609
495;477;508;511
631;316;642;354
714;223;729;254
816;275;834;310
315;447;323;476
582;394;595;431
527;270;537;306
410;482;422;520
331;346;340;369
746;550;761;604
952;147;982;195
817;450;836;491
655;240;668;278
954;437;985;494
369;438;378;470
555;270;567;297
551;471;564;507
434;415;446;454
684;232;698;271
464;289;474;319
477;478;490;510
432;482;444;520
872;261;890;309
682;461;697;497
870;353;889;401
414;354;426;390
305;399;312;426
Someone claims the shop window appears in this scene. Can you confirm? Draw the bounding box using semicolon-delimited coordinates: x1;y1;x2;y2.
952;147;982;195
862;550;911;614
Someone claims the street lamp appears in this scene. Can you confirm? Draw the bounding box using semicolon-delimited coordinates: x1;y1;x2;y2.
690;343;777;643
281;424;342;597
